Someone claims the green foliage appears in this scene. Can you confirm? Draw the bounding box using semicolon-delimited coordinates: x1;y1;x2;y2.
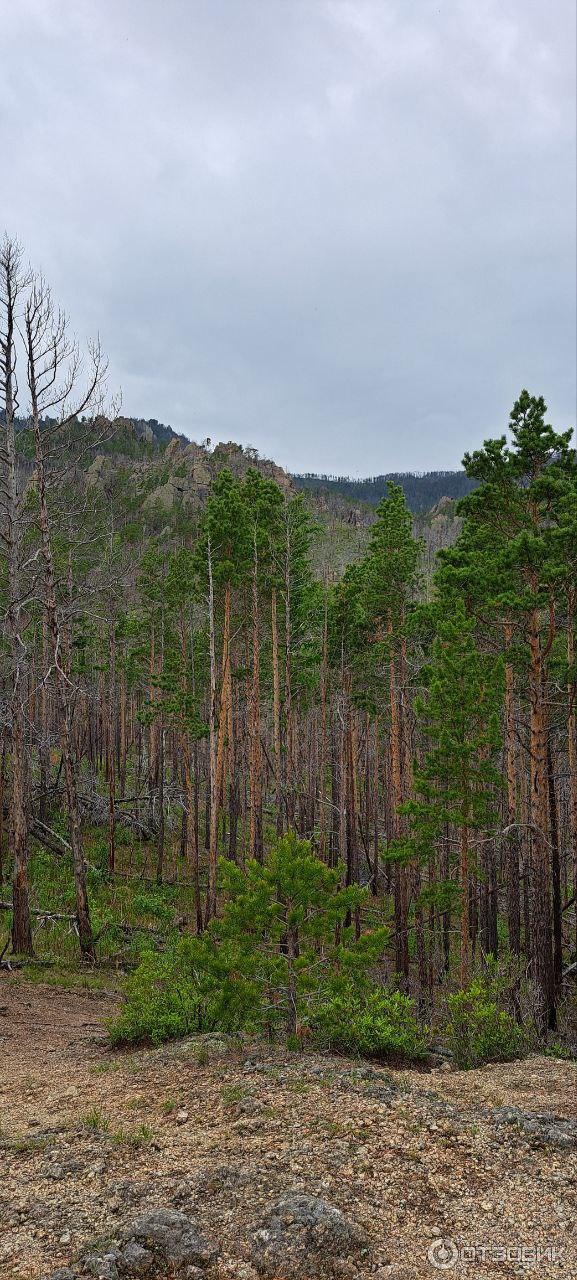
110;832;388;1047
109;934;259;1046
194;469;251;589
310;984;428;1061
399;598;504;863
543;1040;576;1061
364;482;422;626
444;979;527;1069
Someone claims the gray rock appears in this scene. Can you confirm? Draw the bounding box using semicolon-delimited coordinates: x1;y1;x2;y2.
364;1085;396;1104
117;1240;154;1273
82;1252;121;1280
429;1042;453;1059
493;1107;577;1149
250;1194;370;1279
121;1208;218;1269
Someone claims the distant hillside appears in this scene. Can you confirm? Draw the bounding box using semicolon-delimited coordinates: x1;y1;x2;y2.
9;412;187;452
292;470;477;513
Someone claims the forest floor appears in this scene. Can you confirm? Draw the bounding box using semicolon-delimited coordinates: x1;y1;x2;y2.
0;976;576;1280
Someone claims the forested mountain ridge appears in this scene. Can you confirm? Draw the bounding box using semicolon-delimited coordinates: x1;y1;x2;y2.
293;468;478;512
13;412;463;576
16;406;476;515
10;403;474;524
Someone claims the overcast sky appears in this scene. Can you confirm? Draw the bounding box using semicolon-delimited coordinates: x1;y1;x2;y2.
2;0;575;475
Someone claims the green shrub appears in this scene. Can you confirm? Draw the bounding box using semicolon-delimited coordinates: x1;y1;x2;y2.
109;935;259;1046
444;980;526;1069
110;832;388;1048
131;888;176;925
311;984;428;1061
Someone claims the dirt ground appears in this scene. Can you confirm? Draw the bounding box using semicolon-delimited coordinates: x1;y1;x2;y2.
0;976;576;1280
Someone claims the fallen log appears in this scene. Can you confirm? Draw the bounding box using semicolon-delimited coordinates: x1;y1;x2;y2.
0;900;76;922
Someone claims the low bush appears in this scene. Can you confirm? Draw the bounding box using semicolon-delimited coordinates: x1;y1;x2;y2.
444;979;527;1068
310;984;428;1061
109;935;259;1046
110;832;389;1048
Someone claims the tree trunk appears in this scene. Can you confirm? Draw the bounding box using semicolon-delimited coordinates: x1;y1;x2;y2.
567;591;577;957
459;820;470;986
249;534;263;861
26;323;95;960
1;245;33;955
504;618;521;953
388;615;409;978
271;587;283;837
527;602;555;1034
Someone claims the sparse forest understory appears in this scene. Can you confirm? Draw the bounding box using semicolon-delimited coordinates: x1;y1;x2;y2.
1;236;576;1064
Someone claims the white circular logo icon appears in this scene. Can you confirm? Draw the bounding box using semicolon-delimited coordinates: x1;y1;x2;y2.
427;1238;459;1269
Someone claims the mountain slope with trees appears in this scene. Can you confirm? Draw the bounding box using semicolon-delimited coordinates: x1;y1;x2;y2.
1;234;576;1077
293;469;478;512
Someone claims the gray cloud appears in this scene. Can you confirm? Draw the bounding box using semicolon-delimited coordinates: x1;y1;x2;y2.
2;0;575;473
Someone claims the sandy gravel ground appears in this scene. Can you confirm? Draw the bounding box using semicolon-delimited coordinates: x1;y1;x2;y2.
0;977;576;1280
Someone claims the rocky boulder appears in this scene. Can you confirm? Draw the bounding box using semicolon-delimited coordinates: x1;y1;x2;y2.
493;1107;577;1149
249;1194;370;1278
43;1207;218;1280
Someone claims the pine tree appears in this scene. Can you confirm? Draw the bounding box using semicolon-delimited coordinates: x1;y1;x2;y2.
459;391;576;1031
363;483;422;977
195;471;250;918
403;598;503;984
242;469;284;862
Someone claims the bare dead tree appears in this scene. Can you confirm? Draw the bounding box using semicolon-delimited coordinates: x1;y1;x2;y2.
0;236;34;954
22;275;111;960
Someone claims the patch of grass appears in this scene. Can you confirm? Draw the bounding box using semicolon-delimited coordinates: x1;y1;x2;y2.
22;1075;41;1092
161;1098;177;1114
21;962;116;993
221;1084;246;1106
0;1133;48;1154
111;1124;153;1147
89;1060;118;1075
83;1106;110;1134
312;1117;345;1137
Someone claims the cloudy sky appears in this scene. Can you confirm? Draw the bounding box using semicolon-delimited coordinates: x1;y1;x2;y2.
2;0;575;474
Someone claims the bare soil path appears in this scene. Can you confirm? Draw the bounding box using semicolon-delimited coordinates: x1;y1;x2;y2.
0;976;576;1280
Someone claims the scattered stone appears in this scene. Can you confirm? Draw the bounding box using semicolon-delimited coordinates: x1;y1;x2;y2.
363;1085;396;1104
175;1110;189;1125
249;1194;370;1279
120;1207;218;1269
82;1253;120;1280
231;1116;266;1134
44;1209;218;1280
118;1239;154;1272
492;1107;577;1149
220;1263;259;1280
194;1165;244;1196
